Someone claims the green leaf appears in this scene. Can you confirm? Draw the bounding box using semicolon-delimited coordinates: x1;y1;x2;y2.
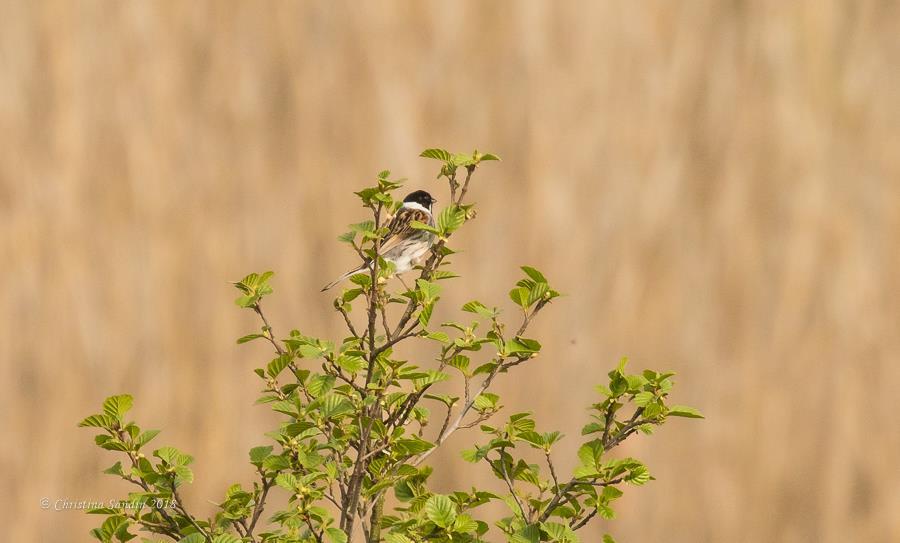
541;521;578;542
420;148;453;162
237;333;265;344
424;393;459;407
416;279;441;301
394;436;435;456
275;472;298;491
577;439;604;470
262;454;291;471
414;370;449;390
461;447;488;463
232;271;275;307
419;302;434;327
102;461;124;477
298;343;328;359
337;354;366;374
667;405;704;419
325;527;348;543
505;338;541;355
249;446;273;466
319;394;354;419
453;513;480;534
267;355;292;378
425;494;457;528
135;430;160;448
96;435;130;451
153;446;193;467
437;205;466;234
512;525;541;543
173;465;194;484
633;391;655;407
447;354;471;375
528;282;549;305
627;465;651;485
602;486;624;501
431;270;460;281
509;287;531;309
178;535;205;543
212;535;242;543
473;393;500;411
78;414;117;429
102;395;133;421
349;220;376;234
520;266;547;283
385;533;415;543
425;331;451;343
411;220;441;235
451;152;477;166
603;535;617;543
507;413;536;436
462;300;496;318
594;384;612;397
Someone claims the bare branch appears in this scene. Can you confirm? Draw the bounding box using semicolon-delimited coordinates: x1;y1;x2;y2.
496;449;528;521
253;302;285;356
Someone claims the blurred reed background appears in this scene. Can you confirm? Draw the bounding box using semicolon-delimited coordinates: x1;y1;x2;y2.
2;1;899;541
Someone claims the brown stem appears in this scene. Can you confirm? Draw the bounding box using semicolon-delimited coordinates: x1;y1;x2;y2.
413;304;546;467
603;408;646;449
170;481;210;540
368;494;385;543
496;449;528;521
253;303;285;356
337;303;360;338
245;475;273;535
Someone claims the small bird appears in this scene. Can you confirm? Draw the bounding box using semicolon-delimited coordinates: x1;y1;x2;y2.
321;190;438;291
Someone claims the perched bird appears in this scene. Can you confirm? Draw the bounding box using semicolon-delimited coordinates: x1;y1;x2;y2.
321;190;437;291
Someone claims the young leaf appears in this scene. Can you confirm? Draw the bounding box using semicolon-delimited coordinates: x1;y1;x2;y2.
462;300;497;318
249;446;273;466
425;494;457;529
78;414;116;429
667;405;704;418
437;205;466;235
325;527;348;543
509;287;531;309
520;266;547;283
102;395;134;421
420;148;453;162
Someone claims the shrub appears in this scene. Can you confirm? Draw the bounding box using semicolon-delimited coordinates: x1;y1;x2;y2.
80;148;702;543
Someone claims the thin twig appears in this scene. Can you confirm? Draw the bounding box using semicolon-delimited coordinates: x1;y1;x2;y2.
170;482;211;540
246;475;274;536
413;305;546;467
342;202;383;538
545;451;560;492
603;408;646;450
336;303;360;338
496;449;528;521
571;509;597;530
253;303;285;356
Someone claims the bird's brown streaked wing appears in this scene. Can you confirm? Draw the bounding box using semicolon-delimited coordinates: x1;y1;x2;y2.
378;208;431;254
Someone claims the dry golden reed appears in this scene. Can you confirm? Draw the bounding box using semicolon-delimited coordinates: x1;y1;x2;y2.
2;1;898;541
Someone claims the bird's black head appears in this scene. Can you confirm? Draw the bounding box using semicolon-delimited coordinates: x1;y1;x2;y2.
403;190;436;210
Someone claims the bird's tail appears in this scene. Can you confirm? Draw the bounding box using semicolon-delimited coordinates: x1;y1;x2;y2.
321;264;367;291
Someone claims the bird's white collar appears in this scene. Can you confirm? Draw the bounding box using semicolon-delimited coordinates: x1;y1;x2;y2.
402;201;430;213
